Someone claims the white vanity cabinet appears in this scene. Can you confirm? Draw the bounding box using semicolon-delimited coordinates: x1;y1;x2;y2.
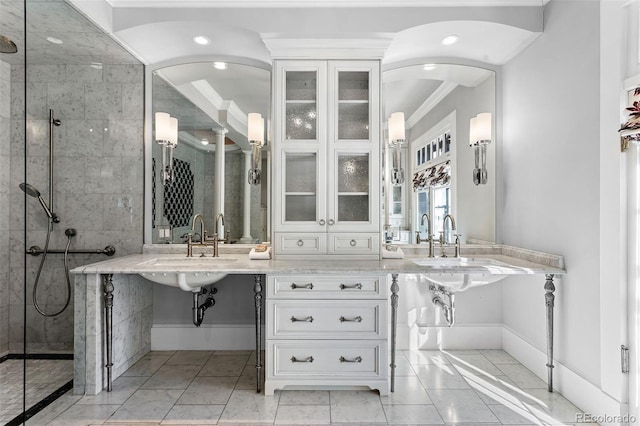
264;274;389;396
272;60;381;257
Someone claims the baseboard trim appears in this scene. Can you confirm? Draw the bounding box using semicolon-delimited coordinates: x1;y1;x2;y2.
502;326;622;417
151;324;263;351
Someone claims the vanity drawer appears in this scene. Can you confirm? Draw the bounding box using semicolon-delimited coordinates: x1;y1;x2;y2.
267;340;386;377
267;275;387;299
328;233;380;255
274;232;326;255
267;300;387;339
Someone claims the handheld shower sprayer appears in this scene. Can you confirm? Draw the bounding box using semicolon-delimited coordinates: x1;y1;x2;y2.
19;183;60;223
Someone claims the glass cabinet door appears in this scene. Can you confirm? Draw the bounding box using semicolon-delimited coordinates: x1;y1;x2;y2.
285;71;318;140
284;152;318;222
336;153;370;223
337;71;369;141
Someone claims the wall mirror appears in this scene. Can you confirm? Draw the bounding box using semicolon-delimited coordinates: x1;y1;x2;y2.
149;61;271;244
382;63;496;244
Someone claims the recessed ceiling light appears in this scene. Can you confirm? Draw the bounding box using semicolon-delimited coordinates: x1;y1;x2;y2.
201;138;209;145
46;36;63;44
423;64;436;71
441;34;459;46
213;62;227;70
90;62;103;70
193;36;210;45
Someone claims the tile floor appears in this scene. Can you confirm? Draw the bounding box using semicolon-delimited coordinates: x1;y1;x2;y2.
23;349;594;425
0;358;73;424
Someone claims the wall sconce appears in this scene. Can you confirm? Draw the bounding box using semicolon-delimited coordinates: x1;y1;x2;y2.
247;112;264;184
155;112;178;182
469;112;491;185
388;112;405;185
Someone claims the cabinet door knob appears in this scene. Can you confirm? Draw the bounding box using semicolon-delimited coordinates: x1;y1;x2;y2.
339;356;362;363
319;219;326;225
291;356;314;363
349;239;357;247
339;315;362;323
291;282;314;290
328;219;335;226
290;315;314;323
297;239;304;247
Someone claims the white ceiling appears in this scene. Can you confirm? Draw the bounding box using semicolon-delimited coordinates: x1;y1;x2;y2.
68;0;544;67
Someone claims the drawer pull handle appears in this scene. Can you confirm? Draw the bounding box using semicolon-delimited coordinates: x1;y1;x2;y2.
297;239;304;247
291;356;314;363
339;356;362;363
291;282;314;290
339;315;362;323
350;239;357;247
290;315;314;323
339;283;362;290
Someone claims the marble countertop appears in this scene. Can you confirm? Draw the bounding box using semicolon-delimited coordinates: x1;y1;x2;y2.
70;244;566;276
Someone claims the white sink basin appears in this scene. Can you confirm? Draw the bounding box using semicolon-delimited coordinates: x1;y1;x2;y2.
137;257;237;292
412;257;508;292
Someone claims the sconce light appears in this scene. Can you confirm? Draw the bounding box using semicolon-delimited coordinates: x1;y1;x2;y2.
388;112;405;185
247;112;264;185
155;112;178;182
469;112;491;185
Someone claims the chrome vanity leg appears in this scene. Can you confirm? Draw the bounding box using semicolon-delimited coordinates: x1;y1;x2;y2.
254;274;263;393
390;273;399;393
103;274;114;392
544;274;555;392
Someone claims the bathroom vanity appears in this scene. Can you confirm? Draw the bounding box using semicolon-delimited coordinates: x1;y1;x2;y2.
71;244;564;396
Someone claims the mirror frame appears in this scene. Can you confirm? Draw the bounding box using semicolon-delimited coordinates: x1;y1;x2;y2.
144;55;273;245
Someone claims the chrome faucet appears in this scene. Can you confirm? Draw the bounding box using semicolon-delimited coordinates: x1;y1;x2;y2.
415;213;435;257
440;214;461;258
187;214;211;257
210;213;230;257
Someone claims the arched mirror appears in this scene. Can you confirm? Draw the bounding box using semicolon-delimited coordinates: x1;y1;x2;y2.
148;61;270;244
383;63;496;244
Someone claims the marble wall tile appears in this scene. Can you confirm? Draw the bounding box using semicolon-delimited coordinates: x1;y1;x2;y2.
0;116;10;156
106;119;143;157
25;65;66;83
122;83;143;119
104;65;143;83
0;304;9;353
47;82;86;120
85;82;122;119
66;65;103;83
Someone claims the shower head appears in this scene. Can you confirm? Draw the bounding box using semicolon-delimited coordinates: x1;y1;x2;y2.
0;35;18;54
19;183;59;223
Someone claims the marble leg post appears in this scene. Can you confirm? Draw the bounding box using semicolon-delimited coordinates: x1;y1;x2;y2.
544;274;555;392
254;274;263;393
103;274;114;392
390;273;399;393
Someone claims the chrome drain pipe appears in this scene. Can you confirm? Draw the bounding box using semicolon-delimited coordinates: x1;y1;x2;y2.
429;285;455;327
192;287;217;327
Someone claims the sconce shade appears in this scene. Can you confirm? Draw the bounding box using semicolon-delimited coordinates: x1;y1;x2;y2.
469;116;478;146
470;112;491;146
155;112;172;143
248;112;264;145
168;116;178;146
476;112;491;142
389;112;405;144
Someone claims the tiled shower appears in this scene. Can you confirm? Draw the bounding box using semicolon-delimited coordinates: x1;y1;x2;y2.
0;0;144;423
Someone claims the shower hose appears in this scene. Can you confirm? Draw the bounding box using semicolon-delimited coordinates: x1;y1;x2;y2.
32;222;74;317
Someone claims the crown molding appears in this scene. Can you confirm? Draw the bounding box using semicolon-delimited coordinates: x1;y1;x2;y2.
261;36;393;59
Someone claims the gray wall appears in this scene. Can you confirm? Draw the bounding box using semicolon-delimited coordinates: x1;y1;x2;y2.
501;0;601;385
8;62;144;352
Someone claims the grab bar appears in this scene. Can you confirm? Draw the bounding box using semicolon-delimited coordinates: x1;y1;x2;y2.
27;245;116;256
